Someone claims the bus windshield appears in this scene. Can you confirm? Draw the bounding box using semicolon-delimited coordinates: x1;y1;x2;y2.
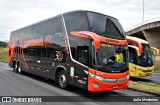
94;43;128;73
137;44;153;67
63;11;127;70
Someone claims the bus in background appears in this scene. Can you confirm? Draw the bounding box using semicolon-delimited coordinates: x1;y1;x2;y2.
8;10;129;92
126;36;159;77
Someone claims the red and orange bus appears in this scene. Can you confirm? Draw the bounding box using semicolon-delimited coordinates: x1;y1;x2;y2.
8;10;129;92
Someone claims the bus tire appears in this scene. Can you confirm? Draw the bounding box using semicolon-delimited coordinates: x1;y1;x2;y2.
17;62;22;74
13;62;17;72
58;70;67;89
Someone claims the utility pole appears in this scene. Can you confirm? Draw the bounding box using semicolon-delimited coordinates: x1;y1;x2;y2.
142;0;144;25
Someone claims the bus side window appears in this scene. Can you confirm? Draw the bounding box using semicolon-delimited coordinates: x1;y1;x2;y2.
36;48;41;57
24;48;28;55
47;48;54;58
71;48;77;60
42;48;46;57
129;47;137;63
29;48;36;56
77;46;89;66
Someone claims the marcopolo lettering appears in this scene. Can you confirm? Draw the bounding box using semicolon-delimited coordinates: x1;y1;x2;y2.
106;39;119;43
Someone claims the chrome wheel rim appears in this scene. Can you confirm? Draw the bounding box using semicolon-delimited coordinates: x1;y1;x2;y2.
18;66;21;73
59;74;66;87
14;64;17;71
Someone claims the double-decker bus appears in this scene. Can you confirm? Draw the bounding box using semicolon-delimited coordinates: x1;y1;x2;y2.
8;10;129;92
127;36;159;77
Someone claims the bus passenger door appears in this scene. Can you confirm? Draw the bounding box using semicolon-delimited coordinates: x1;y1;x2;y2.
76;46;89;78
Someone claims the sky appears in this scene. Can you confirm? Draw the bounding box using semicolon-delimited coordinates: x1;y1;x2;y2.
0;0;160;41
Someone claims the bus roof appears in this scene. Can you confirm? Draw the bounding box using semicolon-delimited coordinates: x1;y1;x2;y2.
63;10;118;20
126;36;149;44
11;10;118;33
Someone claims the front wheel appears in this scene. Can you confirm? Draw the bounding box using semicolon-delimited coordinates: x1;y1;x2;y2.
13;62;17;72
58;70;68;89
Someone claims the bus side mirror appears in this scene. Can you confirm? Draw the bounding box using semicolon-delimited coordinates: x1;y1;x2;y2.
126;36;143;55
151;47;159;62
151;47;159;56
71;31;100;50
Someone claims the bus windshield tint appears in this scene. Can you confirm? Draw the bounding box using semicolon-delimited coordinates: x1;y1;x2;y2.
87;12;125;39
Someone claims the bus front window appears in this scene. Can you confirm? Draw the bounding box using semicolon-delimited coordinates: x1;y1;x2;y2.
137;44;153;67
94;43;128;73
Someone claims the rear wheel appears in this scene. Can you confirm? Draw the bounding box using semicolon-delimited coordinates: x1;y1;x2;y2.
58;70;68;89
17;62;22;74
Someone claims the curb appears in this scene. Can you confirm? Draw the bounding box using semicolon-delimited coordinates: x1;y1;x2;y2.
128;88;160;96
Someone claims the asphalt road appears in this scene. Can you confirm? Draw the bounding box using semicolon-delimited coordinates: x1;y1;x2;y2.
130;72;160;85
0;62;159;105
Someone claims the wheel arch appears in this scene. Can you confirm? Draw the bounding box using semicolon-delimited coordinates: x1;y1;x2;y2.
17;60;21;65
55;65;67;82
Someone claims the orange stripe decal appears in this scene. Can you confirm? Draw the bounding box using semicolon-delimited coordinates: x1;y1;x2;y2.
8;41;15;64
71;31;101;50
71;31;128;49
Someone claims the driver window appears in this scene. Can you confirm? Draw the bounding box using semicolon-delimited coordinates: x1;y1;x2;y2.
77;46;89;66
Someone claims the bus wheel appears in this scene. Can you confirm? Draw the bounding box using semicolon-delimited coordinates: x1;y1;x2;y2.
58;70;67;89
17;62;22;74
13;62;17;72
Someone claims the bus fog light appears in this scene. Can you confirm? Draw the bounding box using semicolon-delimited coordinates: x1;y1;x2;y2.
137;68;143;72
93;83;100;88
126;75;129;79
113;86;119;89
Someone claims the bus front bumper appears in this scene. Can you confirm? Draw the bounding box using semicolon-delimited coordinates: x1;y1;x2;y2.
133;70;154;77
87;70;129;92
131;66;154;77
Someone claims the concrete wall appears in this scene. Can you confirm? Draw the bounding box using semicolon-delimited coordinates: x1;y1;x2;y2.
126;21;160;61
142;30;160;49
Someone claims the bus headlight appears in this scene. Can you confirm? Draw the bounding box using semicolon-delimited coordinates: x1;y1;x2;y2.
84;70;129;83
126;75;129;79
88;72;104;81
137;68;143;72
95;75;105;81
